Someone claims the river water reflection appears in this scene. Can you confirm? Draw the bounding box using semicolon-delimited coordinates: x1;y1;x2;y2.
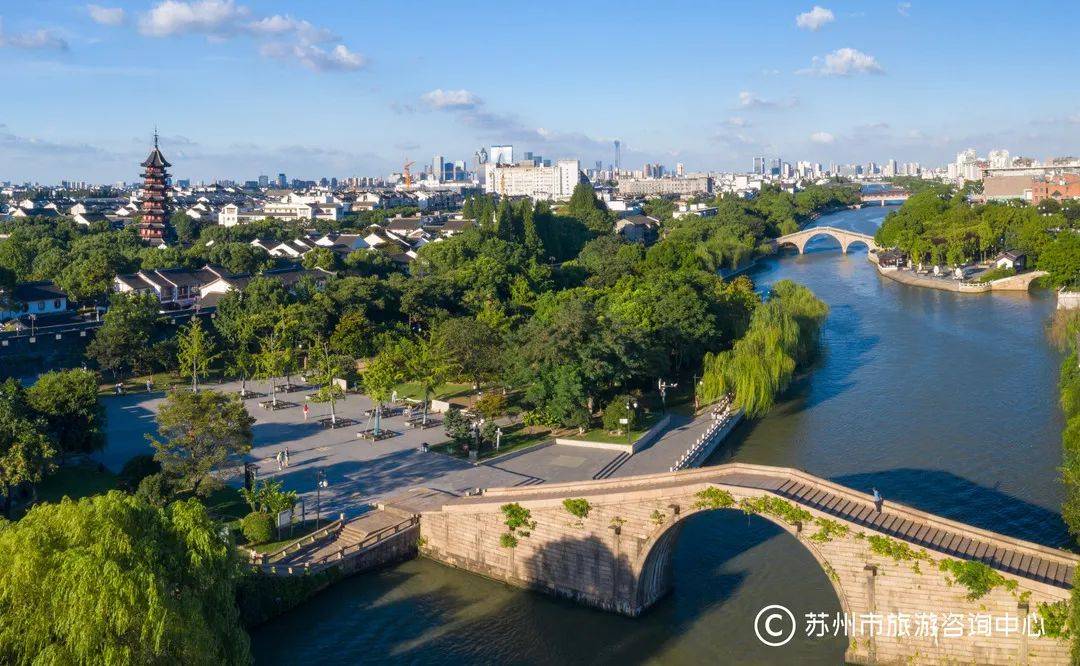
251;206;1065;665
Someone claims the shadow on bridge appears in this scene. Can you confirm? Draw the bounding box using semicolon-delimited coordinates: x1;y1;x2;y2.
254;511;844;664
833;468;1073;550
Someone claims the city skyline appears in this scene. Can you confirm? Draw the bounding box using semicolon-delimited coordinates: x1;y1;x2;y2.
4;1;1080;182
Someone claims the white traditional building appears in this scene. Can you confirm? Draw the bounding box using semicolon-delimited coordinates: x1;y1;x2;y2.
217;193;348;227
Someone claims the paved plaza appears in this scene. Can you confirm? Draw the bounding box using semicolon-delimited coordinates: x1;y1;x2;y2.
98;378;717;517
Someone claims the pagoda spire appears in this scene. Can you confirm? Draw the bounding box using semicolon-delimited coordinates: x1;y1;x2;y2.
136;131;172;245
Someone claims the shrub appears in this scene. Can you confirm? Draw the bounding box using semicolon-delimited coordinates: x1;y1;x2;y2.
118;454;161;492
739;496;812;525
977;266;1016;283
938;558;1016;600
241;511;275;545
867;535;928;562
601;395;636;433
134;472;174;507
693;487;735;509
499;533;518;549
563;498;591;519
475;393;508;420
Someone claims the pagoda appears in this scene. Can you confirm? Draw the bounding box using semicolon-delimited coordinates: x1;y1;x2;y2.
137;131;172;244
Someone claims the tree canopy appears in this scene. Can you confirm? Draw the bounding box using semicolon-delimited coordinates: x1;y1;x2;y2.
0;492;250;664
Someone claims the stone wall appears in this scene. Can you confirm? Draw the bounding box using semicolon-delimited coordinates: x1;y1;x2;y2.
419;474;1072;665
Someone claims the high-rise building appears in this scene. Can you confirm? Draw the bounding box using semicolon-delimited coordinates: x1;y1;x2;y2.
988;149;1011;169
484;159;580;200
277;173;287;188
137;133;171;245
753;157;766;175
675;162;685;177
258;174;269;188
433;155;445;183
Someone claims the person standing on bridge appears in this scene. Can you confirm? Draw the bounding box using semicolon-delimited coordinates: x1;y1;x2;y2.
872;487;883;512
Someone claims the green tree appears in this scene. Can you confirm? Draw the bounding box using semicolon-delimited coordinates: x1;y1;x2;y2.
149;390;254;496
363;344;406;436
0;379;55;516
86;292;160;377
25;369;104;455
401;335;450;426
177;317;219;392
433;316;504;389
301;247;339;271
308;337;352;426
1039;233;1080;288
0;492;251;664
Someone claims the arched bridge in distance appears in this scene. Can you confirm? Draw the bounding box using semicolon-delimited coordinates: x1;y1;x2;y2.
772;225;878;255
401;464;1076;665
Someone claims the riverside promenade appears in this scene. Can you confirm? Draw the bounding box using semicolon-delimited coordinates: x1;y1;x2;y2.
99;379;733;518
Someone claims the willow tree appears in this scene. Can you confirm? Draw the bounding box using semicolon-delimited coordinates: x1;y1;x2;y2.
0;493;250;664
695;281;827;419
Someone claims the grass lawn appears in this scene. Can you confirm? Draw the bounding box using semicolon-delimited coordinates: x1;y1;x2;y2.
97;369;239;397
567;411;664;444
431;422;552;461
35;463;119;505
200;485;249;523
393;381;474;402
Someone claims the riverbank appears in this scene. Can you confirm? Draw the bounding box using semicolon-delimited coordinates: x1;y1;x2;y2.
868;252;1048;294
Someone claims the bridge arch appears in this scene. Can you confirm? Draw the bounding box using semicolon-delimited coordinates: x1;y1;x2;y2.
416;464;1076;665
772;226;877;255
633;504;851;618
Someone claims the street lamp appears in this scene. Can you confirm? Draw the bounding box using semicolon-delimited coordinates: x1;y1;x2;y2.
315;471;328;528
625;399;638;445
495;426;503;451
28;313;36;337
657;378;677;411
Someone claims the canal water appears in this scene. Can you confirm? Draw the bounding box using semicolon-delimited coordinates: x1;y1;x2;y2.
251;206;1066;665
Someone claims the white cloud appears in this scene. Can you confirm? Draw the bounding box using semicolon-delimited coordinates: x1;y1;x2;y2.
421;88;482;110
292;44;364;72
138;0;248;37
136;1;364;74
897;2;912;16
795;6;835;31
247;15;334;43
737;91;798;109
724;117;749;127
799;48;884;76
87;5;126;26
0;19;69;51
810;131;835;144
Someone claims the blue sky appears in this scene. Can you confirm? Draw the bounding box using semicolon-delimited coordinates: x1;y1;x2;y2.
2;1;1079;183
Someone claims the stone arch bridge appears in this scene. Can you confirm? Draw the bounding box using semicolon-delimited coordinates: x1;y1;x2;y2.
411;464;1076;665
772;226;878;255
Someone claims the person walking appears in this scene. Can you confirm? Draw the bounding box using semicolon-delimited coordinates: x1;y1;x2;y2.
872;487;883;512
275;450;284;471
146;378;153;393
283;447;291;468
303;403;309;421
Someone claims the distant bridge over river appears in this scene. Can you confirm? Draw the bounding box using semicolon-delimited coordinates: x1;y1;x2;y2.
410;463;1075;665
861;189;910;205
772;225;878;254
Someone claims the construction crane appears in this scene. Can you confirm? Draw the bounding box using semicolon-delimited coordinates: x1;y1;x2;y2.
402;159;415;189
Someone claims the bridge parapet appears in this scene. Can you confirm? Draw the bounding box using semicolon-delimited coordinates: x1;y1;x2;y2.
420;464;1075;665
